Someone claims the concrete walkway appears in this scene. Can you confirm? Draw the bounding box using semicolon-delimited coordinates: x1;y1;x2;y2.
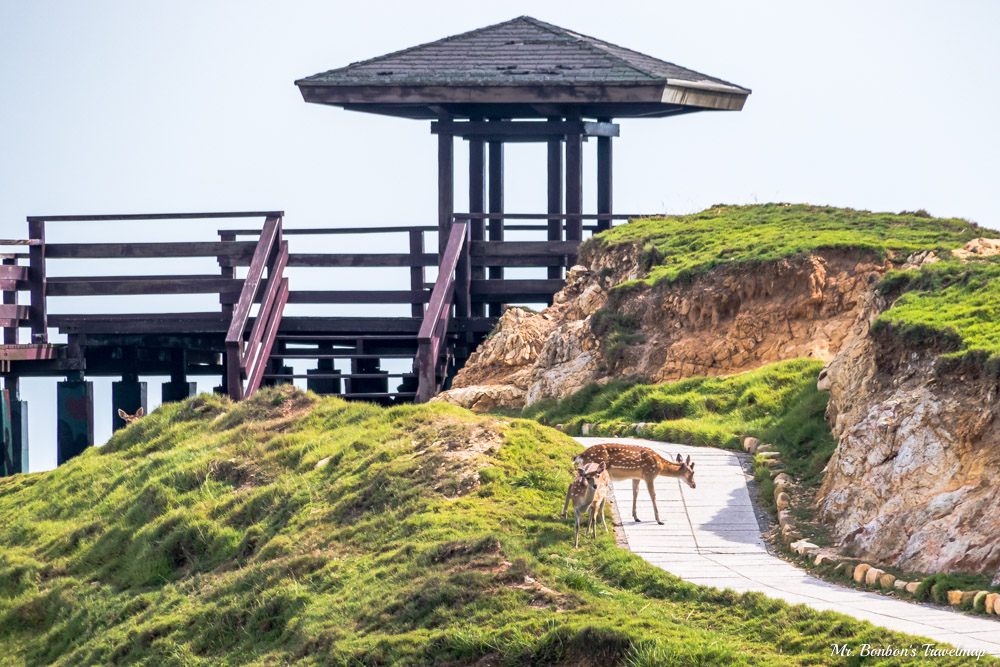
576;437;1000;656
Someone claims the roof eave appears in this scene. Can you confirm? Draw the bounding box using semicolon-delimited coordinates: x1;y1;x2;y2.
296;82;747;112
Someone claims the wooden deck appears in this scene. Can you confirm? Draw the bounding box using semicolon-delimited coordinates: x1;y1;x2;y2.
0;211;634;405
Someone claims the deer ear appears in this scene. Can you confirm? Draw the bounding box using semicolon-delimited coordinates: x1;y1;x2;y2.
676;453;683;462
598;461;606;472
576;467;586;477
117;409;127;419
685;455;692;465
136;407;143;418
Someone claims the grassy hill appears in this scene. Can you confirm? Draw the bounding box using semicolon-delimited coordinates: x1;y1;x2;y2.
596;204;983;287
0;387;963;666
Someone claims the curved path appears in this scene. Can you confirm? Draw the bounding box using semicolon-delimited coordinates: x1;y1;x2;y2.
576;437;1000;656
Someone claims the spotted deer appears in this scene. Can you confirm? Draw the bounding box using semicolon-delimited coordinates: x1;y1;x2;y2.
562;461;610;547
117;407;144;425
574;443;695;525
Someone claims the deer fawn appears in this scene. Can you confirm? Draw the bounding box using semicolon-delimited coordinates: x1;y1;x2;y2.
562;461;610;547
117;407;144;425
574;444;695;525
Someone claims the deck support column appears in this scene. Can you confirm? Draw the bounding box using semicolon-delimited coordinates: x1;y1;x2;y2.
468;119;486;317
547;121;563;280
162;351;197;403
438;131;454;259
597;117;613;232
307;349;342;395
488;135;504;316
112;375;147;432
1;381;28;476
565;126;584;243
57;374;93;465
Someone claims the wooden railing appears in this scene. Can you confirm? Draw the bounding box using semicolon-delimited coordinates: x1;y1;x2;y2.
0;244;35;347
225;215;289;400
416;220;469;402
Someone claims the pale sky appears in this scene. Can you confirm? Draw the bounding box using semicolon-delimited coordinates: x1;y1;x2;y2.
2;1;999;471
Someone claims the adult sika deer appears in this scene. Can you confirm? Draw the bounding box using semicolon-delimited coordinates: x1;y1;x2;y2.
562;461;610;548
575;443;695;525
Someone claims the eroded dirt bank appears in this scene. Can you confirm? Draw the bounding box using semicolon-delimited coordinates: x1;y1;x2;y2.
434;244;887;411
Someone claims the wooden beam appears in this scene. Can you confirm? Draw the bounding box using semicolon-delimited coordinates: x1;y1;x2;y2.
597;117;614;232
431;120;620;138
27;219;45;341
470;241;580;257
47;275;241;297
45;241;256;259
27;211;282;223
469;121;485;317
470;279;565;297
409;230;426;317
438;131;454;259
487;136;504;317
547;123;563;280
565;125;584;243
285;291;430;304
280;253;437;268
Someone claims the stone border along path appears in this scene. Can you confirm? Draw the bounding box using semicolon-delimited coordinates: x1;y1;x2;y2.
576;437;1000;656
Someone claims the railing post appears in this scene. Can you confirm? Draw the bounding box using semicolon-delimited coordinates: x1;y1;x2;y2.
488;135;504;317
547;121;564;280
219;230;236;321
409;230;425;318
597;117;614;232
453;219;471;319
26;219;46;342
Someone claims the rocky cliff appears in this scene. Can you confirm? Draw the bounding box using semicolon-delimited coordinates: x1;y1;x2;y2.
817;242;1000;577
435;245;887;412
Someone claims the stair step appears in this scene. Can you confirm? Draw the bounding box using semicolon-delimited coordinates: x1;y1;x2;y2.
268;353;414;359
263;372;415;379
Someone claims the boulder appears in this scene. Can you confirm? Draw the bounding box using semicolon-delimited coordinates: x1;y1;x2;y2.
878;573;897;589
431;384;526;412
581;423;592;436
777;510;793;529
775;492;791;511
905;581;920;594
814;554;836;567
946;590;964;606
790;540;819;556
893;579;908;591
773;473;792;487
960;590;978;606
781;524;800;542
864;567;884;586
755;444;773;453
833;562;849;576
853;563;871;584
986;592;999;615
743;437;760;453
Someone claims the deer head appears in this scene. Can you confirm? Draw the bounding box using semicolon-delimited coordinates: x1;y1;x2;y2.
575;461;607;490
117;407;144;425
678;455;696;489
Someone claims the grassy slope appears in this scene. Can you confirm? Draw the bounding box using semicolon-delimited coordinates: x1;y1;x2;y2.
876;256;1000;363
522;359;834;487
597;203;982;287
0;388;963;666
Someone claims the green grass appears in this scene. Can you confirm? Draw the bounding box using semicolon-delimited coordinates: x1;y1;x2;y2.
0;386;967;665
521;359;835;487
594;203;982;288
875;256;1000;366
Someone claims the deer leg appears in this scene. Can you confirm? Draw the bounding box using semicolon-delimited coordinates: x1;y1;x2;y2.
599;499;609;533
574;508;581;548
632;478;641;522
561;485;572;519
645;477;663;525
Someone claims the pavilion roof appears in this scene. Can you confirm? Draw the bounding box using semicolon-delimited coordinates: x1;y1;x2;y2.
295;16;750;119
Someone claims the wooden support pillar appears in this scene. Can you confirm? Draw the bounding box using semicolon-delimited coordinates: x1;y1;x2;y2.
409;230;425;318
27;218;46;342
488;138;504;316
565;128;584;243
469;122;486;317
307;347;342;395
57;376;93;465
547;121;563;280
438;132;454;259
162;350;196;403
2;378;28;476
219;231;236;320
597;117;613;232
112;377;147;432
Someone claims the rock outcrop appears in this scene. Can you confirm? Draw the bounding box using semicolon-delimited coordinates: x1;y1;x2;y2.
435;244;887;411
818;327;1000;576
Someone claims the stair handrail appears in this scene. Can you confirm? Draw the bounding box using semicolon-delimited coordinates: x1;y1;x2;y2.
416;220;468;402
225;215;288;400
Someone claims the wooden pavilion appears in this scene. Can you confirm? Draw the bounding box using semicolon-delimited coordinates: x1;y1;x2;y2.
0;16;748;474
